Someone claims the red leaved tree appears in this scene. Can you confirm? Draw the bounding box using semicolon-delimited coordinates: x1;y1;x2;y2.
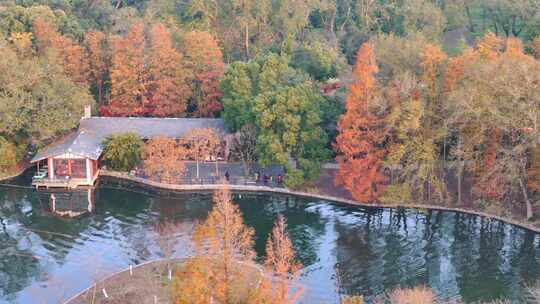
33;18;89;85
147;23;190;117
105;22;147;116
334;43;388;202
182;31;225;117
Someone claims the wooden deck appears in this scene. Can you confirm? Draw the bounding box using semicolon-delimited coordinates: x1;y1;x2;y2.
32;177;97;189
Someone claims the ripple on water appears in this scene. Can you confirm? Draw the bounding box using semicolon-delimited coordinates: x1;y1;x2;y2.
1;187;540;304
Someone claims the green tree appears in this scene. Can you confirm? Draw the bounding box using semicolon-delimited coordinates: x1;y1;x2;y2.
290;35;347;81
221;61;257;131
222;53;328;186
101;132;144;171
0;36;92;145
254;84;330;187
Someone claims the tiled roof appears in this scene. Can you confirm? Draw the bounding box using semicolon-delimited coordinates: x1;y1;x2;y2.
31;117;228;162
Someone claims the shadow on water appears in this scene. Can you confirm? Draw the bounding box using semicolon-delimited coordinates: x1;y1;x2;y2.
0;175;539;303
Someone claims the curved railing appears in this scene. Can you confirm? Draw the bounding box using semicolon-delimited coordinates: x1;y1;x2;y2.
99;170;540;233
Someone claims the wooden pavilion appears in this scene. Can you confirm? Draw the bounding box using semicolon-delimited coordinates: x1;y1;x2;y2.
31;106;229;189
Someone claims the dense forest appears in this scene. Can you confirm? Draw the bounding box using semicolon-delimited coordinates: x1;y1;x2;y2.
0;0;538;218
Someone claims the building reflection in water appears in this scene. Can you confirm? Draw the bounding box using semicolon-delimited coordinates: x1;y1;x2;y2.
48;189;95;218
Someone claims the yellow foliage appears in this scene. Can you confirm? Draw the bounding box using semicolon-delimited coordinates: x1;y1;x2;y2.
529;148;540;193
9;32;33;55
380;183;413;205
341;295;364;304
389;286;437;304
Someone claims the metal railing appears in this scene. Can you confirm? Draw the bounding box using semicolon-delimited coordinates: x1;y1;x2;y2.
132;172;285;188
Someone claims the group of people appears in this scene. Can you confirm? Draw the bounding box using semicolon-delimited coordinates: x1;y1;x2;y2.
221;170;283;185
254;171;283;185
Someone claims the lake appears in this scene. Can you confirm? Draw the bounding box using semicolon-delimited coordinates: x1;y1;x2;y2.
0;178;539;303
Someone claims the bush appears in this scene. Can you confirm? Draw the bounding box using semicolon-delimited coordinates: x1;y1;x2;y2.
102;132;144;171
0;137;19;173
284;168;305;189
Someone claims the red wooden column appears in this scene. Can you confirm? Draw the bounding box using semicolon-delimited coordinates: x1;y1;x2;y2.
48;158;54;179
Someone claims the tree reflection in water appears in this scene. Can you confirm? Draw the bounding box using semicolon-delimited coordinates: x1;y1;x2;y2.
0;184;539;304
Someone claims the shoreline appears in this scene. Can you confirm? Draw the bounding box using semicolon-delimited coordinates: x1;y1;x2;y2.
0;163;30;182
2;168;538;233
99;170;540;234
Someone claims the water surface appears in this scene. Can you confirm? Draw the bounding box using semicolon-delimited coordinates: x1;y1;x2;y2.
0;179;539;303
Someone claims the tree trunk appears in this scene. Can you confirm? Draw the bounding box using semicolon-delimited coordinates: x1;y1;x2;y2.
196;159;200;179
519;178;533;220
244;23;250;60
242;158;250;177
465;6;475;32
98;81;103;106
457;161;463;206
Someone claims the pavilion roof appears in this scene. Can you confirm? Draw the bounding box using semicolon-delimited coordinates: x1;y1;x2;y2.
31;117;228;162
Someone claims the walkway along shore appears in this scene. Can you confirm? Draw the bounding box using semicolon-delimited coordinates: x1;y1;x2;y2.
99;170;540;234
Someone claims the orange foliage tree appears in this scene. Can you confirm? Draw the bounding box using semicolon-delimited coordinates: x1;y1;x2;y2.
447;33;540;218
84;31;109;105
389;285;436;304
264;215;303;304
147;23;190;117
334;43;388;202
183;128;220;179
103;23;190;117
143;136;188;184
192;186;256;304
183;31;225;117
33;18;89;85
106;22;147;116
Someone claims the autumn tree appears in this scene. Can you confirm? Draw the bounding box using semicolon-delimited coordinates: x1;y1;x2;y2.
172;258;212;304
448;35;540;219
9;32;33;56
264;215;302;304
84;31;109;105
183;128;220;179
33;18;89;85
182;31;225;117
0;35;92;145
532;37;540;58
147;23;190;117
529;148;540;195
192;186;256;304
335;43;388;202
0;137;18;173
104;23;190;117
144;136;188;184
106;22;147;116
388;286;437;304
382;43;448;204
341;296;365;304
